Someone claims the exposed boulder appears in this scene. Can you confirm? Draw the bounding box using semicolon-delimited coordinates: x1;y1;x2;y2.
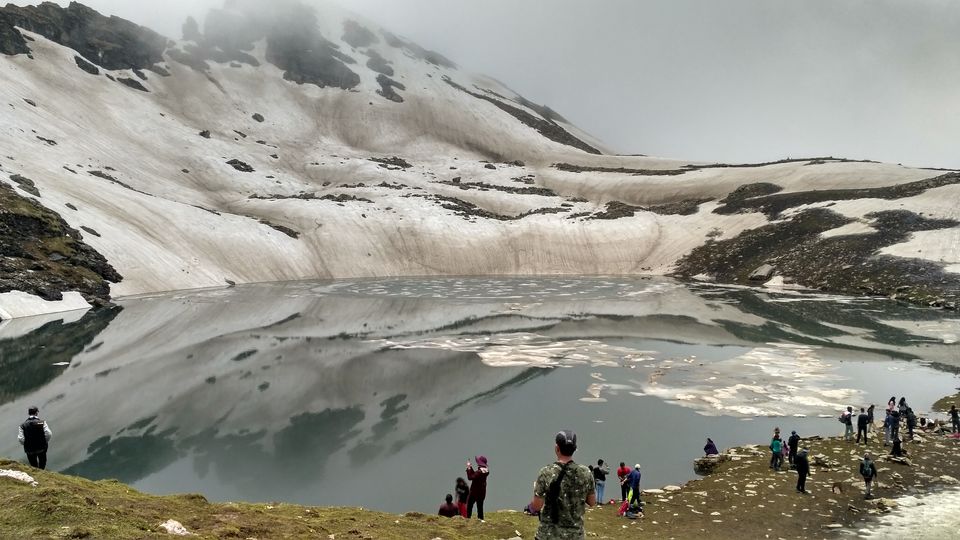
73;55;99;75
252;113;264;122
748;264;776;281
694;454;729;476
0;2;167;71
226;159;254;173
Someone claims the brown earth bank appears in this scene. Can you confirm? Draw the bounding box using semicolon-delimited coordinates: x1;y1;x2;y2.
2;413;959;539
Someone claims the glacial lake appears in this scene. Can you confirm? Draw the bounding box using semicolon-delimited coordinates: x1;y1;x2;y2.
1;277;959;513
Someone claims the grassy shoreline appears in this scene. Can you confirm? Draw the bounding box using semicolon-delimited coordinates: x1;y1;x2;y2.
3;421;960;539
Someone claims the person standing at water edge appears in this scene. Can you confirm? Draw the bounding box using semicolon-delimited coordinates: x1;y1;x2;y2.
616;461;631;502
466;456;489;520
860;452;878;499
950;405;960;433
795;448;810;493
787;431;800;468
769;432;783;471
592;459;608;505
530;430;595;540
856;407;869;444
866;404;875;433
18;406;52;469
840;406;854;441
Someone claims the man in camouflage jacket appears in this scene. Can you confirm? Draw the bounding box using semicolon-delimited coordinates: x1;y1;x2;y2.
529;430;596;539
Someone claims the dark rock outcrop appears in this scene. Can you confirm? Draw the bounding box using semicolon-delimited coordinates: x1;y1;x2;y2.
117;77;148;92
9;174;40;197
0;11;30;55
445;78;601;155
365;49;393;76
369;156;412;169
0;2;167;71
674;207;960;309
227;159;254;173
376;74;405;103
73;54;99;75
0;181;121;305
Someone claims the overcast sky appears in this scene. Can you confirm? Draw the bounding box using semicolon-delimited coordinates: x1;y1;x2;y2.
23;0;960;168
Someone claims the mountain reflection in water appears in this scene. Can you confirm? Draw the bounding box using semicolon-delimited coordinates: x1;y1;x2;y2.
1;277;957;512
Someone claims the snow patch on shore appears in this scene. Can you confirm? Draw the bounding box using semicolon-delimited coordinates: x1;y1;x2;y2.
858;488;960;539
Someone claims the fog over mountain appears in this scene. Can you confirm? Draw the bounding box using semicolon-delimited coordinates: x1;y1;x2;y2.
15;0;960;168
1;0;959;320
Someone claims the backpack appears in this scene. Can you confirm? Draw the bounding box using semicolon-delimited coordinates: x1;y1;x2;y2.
546;462;573;524
860;461;874;478
838;413;846;424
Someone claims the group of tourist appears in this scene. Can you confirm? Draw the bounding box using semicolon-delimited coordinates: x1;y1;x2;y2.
14;396;960;539
748;394;958;499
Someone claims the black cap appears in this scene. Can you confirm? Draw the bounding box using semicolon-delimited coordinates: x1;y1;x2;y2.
555;430;577;455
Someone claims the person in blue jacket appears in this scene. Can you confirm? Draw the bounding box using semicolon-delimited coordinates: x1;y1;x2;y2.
627;464;642;507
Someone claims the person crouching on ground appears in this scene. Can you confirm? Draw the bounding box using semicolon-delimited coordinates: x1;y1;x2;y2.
466;456;489;520
18;406;52;469
438;494;460;517
704;438;719;456
529;430;596;540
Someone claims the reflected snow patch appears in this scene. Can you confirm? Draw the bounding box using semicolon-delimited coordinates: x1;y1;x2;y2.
379;333;654;367
640;344;860;417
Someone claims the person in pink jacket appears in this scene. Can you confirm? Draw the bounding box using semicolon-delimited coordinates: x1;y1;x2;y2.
466;455;489;520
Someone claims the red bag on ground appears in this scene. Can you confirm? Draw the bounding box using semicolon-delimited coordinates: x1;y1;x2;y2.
618;500;629;516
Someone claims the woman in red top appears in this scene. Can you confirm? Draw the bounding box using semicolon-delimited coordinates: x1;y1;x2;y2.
466;456;489;520
616;461;631;502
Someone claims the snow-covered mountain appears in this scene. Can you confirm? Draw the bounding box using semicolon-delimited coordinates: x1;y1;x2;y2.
1;0;959;319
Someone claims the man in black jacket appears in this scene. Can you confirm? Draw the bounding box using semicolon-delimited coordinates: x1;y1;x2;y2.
787;431;800;468
18;406;52;469
856;407;870;444
795;448;810;493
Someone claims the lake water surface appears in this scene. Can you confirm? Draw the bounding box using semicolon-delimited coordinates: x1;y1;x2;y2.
1;277;958;513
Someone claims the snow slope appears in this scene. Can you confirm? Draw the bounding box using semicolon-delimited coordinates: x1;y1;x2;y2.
1;0;958;318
